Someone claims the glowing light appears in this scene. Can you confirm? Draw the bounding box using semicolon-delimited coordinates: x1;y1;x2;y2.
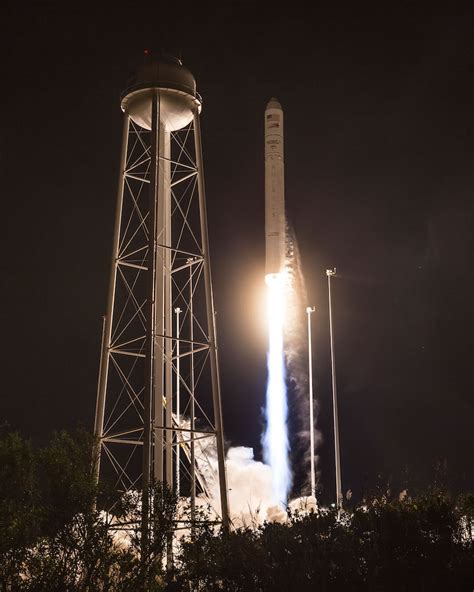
262;272;291;505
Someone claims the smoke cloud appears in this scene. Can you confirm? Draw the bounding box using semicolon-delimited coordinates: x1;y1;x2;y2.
284;225;322;495
207;446;317;527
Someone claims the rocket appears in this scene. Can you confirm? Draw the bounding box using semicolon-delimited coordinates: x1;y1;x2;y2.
265;98;285;277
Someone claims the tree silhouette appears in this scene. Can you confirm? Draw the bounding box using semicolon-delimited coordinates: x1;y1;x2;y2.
0;429;473;591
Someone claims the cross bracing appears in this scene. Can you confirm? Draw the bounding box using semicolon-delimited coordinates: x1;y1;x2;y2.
93;109;229;530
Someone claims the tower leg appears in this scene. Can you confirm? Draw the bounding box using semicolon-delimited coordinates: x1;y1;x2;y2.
93;115;129;485
143;92;160;546
193;112;230;528
163;131;173;489
153;121;173;487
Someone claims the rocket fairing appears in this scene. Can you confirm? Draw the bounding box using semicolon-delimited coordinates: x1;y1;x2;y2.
265;98;286;277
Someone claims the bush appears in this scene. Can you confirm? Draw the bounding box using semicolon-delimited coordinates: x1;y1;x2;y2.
0;429;472;591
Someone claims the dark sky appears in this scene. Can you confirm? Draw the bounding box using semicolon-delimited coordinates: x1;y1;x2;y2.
2;2;473;503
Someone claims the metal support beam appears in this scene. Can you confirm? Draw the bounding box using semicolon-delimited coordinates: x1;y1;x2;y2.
142;92;160;547
189;260;196;532
175;307;182;497
93;115;130;483
327;268;342;510
193;111;230;528
306;306;316;499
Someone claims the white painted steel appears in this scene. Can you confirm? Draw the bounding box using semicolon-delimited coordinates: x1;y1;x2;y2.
174;307;182;497
122;87;200;131
306;306;316;499
327;268;343;510
120;58;201;131
265;98;285;276
93;57;230;539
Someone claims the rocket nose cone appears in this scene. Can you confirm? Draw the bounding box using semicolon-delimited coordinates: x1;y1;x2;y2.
266;97;282;110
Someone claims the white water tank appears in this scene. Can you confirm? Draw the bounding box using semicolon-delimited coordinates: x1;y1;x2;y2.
120;54;202;131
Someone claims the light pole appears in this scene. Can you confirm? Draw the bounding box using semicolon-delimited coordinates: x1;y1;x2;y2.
326;268;342;509
306;306;316;500
174;307;182;497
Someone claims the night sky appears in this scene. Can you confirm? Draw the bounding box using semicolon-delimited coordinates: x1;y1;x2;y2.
3;2;473;503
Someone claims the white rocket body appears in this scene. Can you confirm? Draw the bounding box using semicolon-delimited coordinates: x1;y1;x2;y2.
265;98;285;277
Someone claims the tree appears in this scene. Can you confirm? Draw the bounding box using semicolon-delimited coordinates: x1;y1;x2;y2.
37;429;99;536
175;494;474;591
0;432;40;591
1;428;472;591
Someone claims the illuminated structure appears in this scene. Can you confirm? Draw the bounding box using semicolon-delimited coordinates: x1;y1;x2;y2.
264;98;285;276
92;54;229;534
306;305;316;499
326;267;342;509
263;98;291;504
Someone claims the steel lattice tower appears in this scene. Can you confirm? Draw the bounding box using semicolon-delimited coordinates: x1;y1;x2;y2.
93;55;229;531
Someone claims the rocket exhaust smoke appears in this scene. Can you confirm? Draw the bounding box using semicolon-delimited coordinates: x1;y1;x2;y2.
285;226;321;495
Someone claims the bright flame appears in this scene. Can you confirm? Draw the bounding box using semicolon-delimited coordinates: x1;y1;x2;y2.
262;272;291;505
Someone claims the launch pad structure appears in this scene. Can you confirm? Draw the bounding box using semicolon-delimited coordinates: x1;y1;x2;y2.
92;54;229;535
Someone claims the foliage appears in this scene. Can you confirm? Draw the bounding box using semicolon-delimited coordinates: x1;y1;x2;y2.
0;432;40;590
0;429;473;591
176;493;474;591
0;430;178;591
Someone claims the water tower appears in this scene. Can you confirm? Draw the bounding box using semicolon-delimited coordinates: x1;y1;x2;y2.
93;54;229;533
